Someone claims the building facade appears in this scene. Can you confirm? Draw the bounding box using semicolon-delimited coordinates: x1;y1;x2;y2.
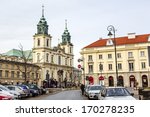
80;33;150;88
32;8;74;86
0;54;40;85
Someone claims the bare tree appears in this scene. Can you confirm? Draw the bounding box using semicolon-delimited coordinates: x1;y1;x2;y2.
16;44;33;83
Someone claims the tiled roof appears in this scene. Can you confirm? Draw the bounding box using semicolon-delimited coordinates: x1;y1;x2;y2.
84;34;150;48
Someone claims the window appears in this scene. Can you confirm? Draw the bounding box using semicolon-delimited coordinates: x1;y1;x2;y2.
46;39;49;47
5;71;9;78
27;72;30;78
70;47;72;53
117;53;121;58
46;53;49;62
70;59;72;66
141;62;146;69
58;56;61;65
108;64;112;70
11;71;14;78
37;53;40;62
0;64;2;69
129;62;134;71
99;63;103;71
5;64;8;69
99;54;103;59
118;63;122;70
88;64;93;73
37;39;40;46
140;51;145;57
0;70;2;78
17;71;20;78
128;52;133;58
32;73;34;79
108;54;112;59
65;58;67;65
88;55;93;61
51;55;54;63
22;72;25;79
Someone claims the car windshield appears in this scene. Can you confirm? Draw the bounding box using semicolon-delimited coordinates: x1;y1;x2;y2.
89;86;102;90
106;88;130;96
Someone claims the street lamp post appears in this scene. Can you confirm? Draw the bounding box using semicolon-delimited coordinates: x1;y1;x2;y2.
107;25;119;86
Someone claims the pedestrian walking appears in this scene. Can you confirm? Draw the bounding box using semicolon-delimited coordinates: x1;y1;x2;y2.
80;84;85;95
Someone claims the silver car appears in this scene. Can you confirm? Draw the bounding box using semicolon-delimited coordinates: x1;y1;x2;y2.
88;85;103;99
98;87;136;100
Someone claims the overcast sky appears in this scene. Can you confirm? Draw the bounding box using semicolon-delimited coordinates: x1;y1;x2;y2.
0;0;150;67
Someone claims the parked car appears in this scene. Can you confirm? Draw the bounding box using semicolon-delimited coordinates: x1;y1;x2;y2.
16;84;30;97
6;85;26;99
0;85;18;99
84;85;92;97
98;87;136;100
27;84;40;97
0;93;13;100
88;85;103;99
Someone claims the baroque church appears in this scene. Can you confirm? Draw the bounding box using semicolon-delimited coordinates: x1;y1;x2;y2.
0;6;74;86
32;6;74;86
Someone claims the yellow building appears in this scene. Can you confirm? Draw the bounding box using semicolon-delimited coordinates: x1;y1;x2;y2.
0;53;40;85
80;33;150;88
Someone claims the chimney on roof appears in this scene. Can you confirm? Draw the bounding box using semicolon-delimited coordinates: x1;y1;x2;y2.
128;33;136;39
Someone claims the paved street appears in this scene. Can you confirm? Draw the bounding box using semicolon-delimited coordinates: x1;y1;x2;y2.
27;90;87;100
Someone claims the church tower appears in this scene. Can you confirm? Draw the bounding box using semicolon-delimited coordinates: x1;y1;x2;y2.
61;20;73;55
33;5;52;63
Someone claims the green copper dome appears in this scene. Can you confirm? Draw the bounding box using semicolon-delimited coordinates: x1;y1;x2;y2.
37;6;48;35
62;20;71;44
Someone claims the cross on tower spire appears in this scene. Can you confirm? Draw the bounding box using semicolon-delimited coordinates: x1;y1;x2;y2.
42;5;44;17
65;19;67;29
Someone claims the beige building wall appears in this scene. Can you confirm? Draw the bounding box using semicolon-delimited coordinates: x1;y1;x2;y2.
81;35;150;88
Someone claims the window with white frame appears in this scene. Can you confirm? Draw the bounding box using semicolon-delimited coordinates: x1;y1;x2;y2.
118;63;122;70
99;63;103;71
99;54;103;59
140;51;145;57
129;62;134;71
88;55;93;61
108;54;112;59
108;64;112;70
117;53;121;58
128;52;133;58
88;64;93;73
141;62;146;69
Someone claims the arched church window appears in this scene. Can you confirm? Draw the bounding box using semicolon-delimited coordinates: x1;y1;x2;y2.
46;53;49;62
46;39;49;47
37;39;40;46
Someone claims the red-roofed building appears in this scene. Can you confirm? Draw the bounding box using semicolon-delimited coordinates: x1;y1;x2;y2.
80;33;150;88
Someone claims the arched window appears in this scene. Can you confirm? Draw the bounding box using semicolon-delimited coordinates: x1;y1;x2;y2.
37;39;40;46
58;56;61;65
46;39;49;47
46;53;49;62
37;53;40;62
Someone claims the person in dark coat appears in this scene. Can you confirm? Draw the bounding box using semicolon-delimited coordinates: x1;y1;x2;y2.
80;84;85;95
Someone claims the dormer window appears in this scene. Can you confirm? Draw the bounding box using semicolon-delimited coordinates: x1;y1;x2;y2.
106;39;113;45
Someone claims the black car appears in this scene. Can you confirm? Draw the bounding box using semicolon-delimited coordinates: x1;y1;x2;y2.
27;84;40;97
